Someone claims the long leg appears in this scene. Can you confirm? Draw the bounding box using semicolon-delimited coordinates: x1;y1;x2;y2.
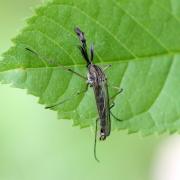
110;111;123;121
109;102;115;109
45;83;89;109
110;103;123;121
94;118;100;162
25;48;87;80
110;88;123;100
109;89;123;121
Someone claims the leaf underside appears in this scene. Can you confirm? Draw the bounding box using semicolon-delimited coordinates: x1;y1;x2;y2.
1;0;180;135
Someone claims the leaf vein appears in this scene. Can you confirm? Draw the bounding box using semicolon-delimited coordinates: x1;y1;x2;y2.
113;0;171;53
51;3;138;59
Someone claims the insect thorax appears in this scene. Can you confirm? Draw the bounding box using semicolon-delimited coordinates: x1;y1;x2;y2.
87;64;106;85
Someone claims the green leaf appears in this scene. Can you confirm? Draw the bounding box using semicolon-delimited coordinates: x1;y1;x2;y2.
1;0;180;135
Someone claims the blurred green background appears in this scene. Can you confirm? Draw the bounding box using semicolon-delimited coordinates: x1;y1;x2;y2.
0;1;164;180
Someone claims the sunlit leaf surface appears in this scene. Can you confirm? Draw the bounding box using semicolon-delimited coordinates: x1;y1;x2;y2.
1;0;180;134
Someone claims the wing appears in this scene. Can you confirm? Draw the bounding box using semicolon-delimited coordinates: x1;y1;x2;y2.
92;67;111;138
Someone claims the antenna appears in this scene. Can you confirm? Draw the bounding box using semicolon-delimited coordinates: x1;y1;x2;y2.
25;47;86;80
75;27;91;65
90;44;94;62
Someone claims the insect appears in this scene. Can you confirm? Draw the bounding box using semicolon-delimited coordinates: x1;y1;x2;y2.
74;28;123;161
25;27;122;162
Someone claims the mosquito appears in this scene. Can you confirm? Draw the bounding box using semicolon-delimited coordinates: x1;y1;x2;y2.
75;27;124;162
25;27;123;162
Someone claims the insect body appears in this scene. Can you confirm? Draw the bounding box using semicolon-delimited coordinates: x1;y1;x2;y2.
75;28;123;161
88;64;111;140
75;28;111;142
